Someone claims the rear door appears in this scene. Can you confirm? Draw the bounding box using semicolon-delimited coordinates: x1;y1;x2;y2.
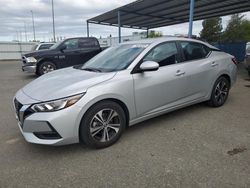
59;38;101;67
78;38;101;64
177;41;218;100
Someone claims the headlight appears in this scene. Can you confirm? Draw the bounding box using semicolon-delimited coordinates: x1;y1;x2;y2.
26;57;37;63
31;94;84;112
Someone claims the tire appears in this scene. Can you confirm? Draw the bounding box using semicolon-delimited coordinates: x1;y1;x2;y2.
37;61;56;76
207;77;230;107
79;101;126;149
248;70;250;77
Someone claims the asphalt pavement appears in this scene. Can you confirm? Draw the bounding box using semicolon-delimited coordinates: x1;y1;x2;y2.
0;61;250;188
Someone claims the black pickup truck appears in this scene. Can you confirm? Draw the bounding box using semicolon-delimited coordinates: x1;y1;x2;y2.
22;37;102;75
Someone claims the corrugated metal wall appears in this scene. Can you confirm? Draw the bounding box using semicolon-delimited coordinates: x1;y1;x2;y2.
0;42;36;60
213;42;247;62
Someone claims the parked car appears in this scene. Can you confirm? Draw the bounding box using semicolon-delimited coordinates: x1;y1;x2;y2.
22;37;102;75
244;42;250;76
13;37;237;148
31;42;55;51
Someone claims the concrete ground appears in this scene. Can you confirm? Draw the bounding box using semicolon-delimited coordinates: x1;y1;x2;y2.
0;61;249;188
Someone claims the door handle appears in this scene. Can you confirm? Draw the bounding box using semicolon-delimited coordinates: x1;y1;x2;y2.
211;62;218;67
175;70;185;76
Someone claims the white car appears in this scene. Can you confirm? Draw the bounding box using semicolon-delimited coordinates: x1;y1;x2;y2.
244;42;250;76
31;42;55;51
13;37;237;148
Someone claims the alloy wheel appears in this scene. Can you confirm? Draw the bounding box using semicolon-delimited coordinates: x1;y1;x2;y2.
42;64;55;74
214;80;229;105
90;108;121;143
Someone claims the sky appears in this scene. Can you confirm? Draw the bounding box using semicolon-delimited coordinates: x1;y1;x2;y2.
0;0;249;42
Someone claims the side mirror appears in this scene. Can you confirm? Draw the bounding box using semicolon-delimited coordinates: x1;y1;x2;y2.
139;61;159;72
59;44;66;52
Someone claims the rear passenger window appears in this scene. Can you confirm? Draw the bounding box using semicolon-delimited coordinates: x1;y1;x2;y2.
143;42;178;67
79;38;99;48
180;42;210;61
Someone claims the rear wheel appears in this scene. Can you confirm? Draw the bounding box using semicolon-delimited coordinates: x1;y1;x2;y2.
248;70;250;77
207;77;230;107
79;101;126;149
37;61;56;76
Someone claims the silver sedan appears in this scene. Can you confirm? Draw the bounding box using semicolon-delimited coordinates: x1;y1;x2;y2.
13;37;237;148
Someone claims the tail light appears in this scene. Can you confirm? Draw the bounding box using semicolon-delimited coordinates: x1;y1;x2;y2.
232;57;238;65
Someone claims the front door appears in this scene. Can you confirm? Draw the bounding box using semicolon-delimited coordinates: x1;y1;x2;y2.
62;38;81;67
133;42;188;116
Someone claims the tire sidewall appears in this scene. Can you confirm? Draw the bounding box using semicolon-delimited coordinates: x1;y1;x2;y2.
80;101;126;149
210;77;230;107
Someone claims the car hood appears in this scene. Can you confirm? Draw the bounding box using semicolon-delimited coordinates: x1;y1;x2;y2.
21;67;116;102
23;49;56;58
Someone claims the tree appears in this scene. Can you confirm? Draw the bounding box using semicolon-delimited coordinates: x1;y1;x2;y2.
148;30;163;38
200;17;223;42
223;14;250;42
241;20;250;41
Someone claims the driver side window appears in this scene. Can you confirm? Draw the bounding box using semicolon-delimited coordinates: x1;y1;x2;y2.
143;42;178;67
64;39;79;50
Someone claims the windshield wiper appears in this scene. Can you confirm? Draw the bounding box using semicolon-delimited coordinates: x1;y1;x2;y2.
81;67;102;72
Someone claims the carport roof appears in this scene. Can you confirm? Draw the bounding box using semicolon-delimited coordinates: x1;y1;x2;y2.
87;0;250;30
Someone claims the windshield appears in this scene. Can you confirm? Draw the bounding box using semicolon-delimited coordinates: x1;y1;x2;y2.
31;44;38;51
50;40;64;49
81;44;148;72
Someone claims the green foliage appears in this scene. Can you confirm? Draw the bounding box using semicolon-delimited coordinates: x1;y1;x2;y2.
241;20;250;41
200;17;223;42
223;14;250;42
148;30;163;38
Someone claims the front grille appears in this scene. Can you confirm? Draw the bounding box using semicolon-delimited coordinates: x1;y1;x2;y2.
14;98;35;128
14;98;23;121
14;98;23;113
23;108;35;120
22;56;26;64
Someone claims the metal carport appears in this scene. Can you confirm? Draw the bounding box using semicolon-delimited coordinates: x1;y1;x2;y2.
87;0;250;42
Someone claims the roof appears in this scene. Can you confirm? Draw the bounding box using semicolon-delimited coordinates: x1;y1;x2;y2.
122;37;216;49
123;37;191;44
88;0;250;30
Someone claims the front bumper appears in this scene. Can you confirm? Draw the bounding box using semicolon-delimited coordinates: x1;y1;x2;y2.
22;65;36;73
21;56;37;73
13;91;82;146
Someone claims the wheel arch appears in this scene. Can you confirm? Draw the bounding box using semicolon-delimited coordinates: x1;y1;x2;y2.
105;98;130;127
219;73;231;88
79;98;130;127
207;72;232;100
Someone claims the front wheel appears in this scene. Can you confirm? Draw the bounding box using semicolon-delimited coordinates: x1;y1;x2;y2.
207;77;230;107
37;61;56;76
79;101;126;149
